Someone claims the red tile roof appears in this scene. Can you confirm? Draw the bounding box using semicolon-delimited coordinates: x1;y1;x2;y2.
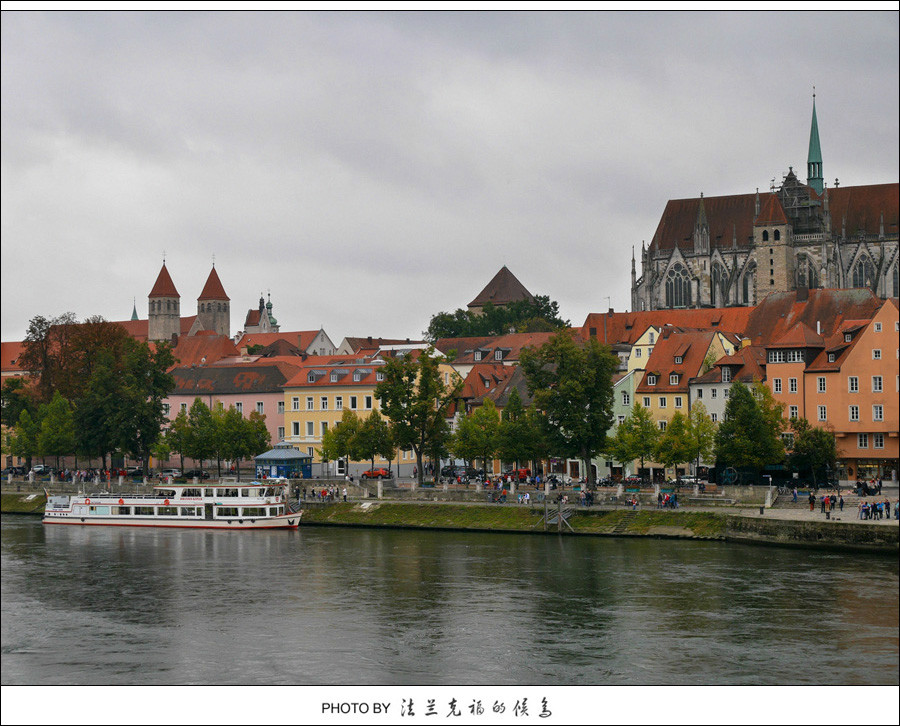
169;334;239;368
197;267;229;301
1;341;27;374
237;331;322;352
582;307;754;346
149;263;180;298
650;193;757;252
826;183;899;237
635;329;718;393
742;288;883;346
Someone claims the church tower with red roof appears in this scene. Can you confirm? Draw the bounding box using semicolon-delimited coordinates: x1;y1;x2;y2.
148;262;181;342
197;265;231;338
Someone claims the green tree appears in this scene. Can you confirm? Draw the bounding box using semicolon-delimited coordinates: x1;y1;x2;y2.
115;339;176;474
686;401;717;476
355;409;395;470
165;407;192;474
788;418;837;487
11;409;41;470
424;295;569;341
715;380;785;476
1;377;37;430
520;331;617;487
38;392;76;470
654;411;691;481
73;350;121;470
185;398;217;473
320;409;362;470
451;400;500;476
605;402;659;480
496;388;545;471
374;348;462;486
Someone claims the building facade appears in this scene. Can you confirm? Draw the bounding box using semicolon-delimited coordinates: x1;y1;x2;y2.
631;98;899;312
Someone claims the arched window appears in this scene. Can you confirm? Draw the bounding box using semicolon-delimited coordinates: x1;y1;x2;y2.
710;262;728;307
774;230;781;241
852;256;875;289
797;254;820;289
665;263;691;308
742;262;756;305
762;230;769;242
893;262;899;297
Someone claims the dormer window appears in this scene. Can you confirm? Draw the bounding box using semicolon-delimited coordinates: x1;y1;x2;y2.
353;372;362;381
494;350;504;361
474;351;483;361
722;367;732;382
330;373;338;382
307;373;316;383
674;356;683;364
828;353;836;363
647;375;657;386
669;374;679;385
844;333;852;343
376;372;384;381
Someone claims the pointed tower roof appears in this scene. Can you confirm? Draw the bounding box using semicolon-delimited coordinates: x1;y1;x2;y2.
807;93;824;194
198;266;229;301
149;263;180;298
467;266;534;309
131;299;139;321
808;96;822;165
755;193;789;225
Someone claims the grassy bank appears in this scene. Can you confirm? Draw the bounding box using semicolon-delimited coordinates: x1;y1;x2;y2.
1;493;47;514
300;501;727;539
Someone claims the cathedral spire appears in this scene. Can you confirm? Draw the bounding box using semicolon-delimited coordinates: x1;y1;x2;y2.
807;90;824;194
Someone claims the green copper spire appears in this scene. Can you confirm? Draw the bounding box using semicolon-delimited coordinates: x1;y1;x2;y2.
807;91;824;194
131;298;139;321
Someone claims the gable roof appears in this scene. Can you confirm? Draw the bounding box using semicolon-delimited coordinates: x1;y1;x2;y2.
635;329;718;393
467;266;534;309
169;334;239;368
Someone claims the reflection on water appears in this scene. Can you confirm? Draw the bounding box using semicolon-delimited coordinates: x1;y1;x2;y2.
2;515;897;685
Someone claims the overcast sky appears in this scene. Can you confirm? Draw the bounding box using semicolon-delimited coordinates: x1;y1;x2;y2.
2;9;898;344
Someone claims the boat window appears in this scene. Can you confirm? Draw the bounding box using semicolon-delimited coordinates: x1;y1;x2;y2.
217;507;239;517
157;489;176;498
241;489;249;497
179;507;197;516
242;507;266;517
217;488;238;498
157;507;178;516
88;506;110;515
134;506;155;515
182;488;202;498
113;506;131;515
204;488;213;497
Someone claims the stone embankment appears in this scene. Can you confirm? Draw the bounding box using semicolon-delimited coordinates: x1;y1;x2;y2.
4;487;897;554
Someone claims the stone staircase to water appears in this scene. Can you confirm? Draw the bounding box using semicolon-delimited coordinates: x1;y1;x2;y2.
611;510;639;534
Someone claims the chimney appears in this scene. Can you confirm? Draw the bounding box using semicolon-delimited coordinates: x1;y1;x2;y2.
796;286;808;302
367;336;372;344
816;321;821;335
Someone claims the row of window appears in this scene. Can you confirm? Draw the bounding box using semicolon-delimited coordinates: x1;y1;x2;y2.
769;348;885;364
81;505;284;517
857;433;886;449
291;395;375;412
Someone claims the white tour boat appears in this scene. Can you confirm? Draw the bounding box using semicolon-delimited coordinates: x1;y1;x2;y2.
43;479;302;529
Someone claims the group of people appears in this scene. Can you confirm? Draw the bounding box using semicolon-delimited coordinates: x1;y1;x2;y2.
301;486;342;502
817;493;843;514
858;499;893;520
657;492;679;509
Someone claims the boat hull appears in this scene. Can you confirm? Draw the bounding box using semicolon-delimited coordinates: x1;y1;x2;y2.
42;512;302;529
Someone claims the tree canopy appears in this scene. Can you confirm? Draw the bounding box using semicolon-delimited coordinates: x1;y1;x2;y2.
520;331;617;487
425;296;569;341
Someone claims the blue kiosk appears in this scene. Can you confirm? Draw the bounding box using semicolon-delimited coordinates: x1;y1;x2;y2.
254;444;312;479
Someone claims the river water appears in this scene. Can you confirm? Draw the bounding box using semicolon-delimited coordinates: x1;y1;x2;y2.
2;515;898;686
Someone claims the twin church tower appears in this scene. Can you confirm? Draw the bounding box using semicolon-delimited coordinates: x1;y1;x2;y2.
147;262;231;342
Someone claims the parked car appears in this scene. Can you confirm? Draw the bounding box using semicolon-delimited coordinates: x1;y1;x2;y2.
361;468;391;479
32;464;54;475
159;468;182;479
126;466;144;476
503;468;531;482
183;469;210;480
